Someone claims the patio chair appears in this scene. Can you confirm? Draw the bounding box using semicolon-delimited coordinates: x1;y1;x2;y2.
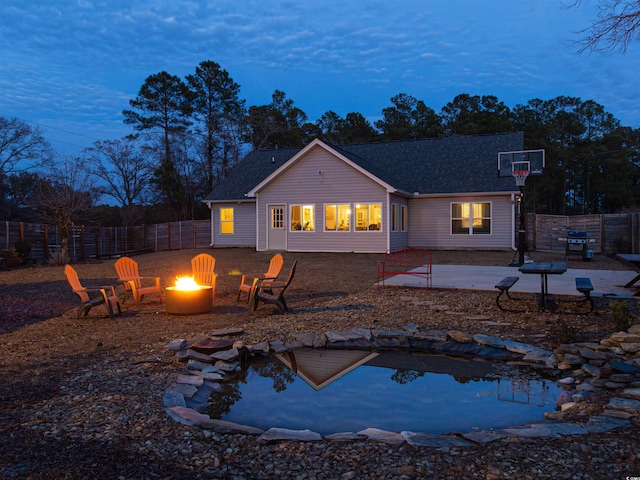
114;257;162;306
191;253;218;296
237;253;284;303
250;261;297;314
64;264;122;318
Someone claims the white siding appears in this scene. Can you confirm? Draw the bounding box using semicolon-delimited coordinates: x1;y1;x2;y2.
255;145;389;253
209;202;256;248
408;195;514;250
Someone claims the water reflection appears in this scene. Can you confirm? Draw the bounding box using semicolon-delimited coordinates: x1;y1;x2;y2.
206;349;559;435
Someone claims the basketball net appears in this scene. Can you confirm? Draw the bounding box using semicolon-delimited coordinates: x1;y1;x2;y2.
513;170;529;188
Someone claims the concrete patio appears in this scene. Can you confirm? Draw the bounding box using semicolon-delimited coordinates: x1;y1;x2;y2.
380;263;639;298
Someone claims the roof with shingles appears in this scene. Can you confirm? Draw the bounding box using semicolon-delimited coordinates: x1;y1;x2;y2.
203;132;523;202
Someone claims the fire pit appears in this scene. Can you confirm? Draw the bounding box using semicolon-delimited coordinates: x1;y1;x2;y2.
165;277;212;315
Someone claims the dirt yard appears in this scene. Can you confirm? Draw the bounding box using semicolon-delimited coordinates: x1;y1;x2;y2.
1;249;638;479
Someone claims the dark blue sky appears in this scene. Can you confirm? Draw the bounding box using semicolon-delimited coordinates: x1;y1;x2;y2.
1;0;638;153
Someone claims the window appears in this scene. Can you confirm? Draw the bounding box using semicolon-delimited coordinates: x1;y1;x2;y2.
272;207;284;229
391;204;399;231
290;205;315;231
355;203;382;231
325;204;351;231
392;204;408;232
220;207;234;235
451;202;491;235
401;205;408;231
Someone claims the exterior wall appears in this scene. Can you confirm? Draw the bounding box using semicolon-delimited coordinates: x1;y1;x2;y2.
209;202;256;248
408;194;515;250
255;145;389;253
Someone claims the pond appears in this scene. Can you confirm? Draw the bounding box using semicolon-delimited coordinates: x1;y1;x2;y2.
205;349;561;435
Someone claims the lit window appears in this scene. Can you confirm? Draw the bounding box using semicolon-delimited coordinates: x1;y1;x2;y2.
325;204;351;231
220;207;234;235
451;202;491;235
290;205;315;231
355;203;382;231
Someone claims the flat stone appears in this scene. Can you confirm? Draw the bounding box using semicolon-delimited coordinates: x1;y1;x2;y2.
577;347;607;361
189;338;234;354
211;347;240;362
166;338;188;350
472;334;506;348
163;390;186;408
623;387;640;397
176;374;204;387
325;330;366;342
269;341;287;353
581;363;600;377
607;396;640;413
447;330;473;343
293;333;317;346
372;328;412;338
166;406;211;426
610;373;636;383
602;409;635;420
166;382;198;398
185;348;216;362
621;342;640;353
609;360;640;374
503;340;538;355
461;429;511;444
583;415;631;432
199;418;264;435
401;431;474;447
609;332;640;344
250;341;270;355
352;328;373;341
357;427;405;444
187;359;214;371
414;329;449;342
257;427;322;443
522;348;552;364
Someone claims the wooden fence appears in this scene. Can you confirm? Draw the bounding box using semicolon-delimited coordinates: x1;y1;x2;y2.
2;213;640;264
1;219;212;264
527;213;638;255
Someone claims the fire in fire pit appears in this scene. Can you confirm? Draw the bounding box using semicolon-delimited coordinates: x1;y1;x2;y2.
165;277;212;315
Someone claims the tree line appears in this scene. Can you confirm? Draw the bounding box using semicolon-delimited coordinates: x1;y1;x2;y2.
2;59;640;259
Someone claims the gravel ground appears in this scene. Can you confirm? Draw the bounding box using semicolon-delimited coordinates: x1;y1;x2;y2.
1;249;639;479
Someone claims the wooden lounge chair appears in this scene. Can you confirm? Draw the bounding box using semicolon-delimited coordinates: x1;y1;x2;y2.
250;261;297;314
114;257;162;306
64;264;121;318
191;253;218;296
237;253;284;302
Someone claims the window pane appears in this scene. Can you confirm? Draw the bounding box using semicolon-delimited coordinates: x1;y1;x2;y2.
391;204;399;231
355;204;367;231
368;204;381;230
291;206;302;230
337;205;351;230
401;205;408;231
220;208;234;235
473;219;491;234
325;205;337;230
452;219;468;234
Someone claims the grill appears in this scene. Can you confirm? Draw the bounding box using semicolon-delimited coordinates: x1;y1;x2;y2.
566;230;588;244
565;230;593;261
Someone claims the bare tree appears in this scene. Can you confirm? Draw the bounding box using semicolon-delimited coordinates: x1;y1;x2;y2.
0;116;51;177
38;155;98;262
571;0;640;53
84;137;155;226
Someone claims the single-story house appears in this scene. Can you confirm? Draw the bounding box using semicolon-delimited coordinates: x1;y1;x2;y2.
203;132;524;253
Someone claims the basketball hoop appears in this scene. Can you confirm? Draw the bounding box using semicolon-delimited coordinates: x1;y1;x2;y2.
512;170;529;188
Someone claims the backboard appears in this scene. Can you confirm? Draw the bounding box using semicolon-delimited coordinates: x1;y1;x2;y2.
497;149;545;178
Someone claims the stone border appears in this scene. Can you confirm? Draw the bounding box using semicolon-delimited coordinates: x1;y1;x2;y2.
163;326;640;446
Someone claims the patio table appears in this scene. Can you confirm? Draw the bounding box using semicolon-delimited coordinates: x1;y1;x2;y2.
519;261;567;311
616;254;640;295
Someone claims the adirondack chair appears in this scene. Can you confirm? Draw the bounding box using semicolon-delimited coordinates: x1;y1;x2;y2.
251;261;297;314
114;257;162;306
191;253;217;296
64;264;121;318
237;253;284;303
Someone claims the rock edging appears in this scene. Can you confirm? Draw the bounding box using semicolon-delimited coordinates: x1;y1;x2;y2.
163;325;640;447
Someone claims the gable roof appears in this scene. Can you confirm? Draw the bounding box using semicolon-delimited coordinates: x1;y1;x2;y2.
203;132;523;202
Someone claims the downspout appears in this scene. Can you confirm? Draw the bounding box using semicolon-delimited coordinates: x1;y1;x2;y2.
511;194;517;252
207;202;216;247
